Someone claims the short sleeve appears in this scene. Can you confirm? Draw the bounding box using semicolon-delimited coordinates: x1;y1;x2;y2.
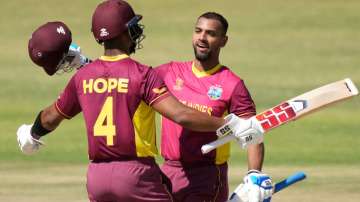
142;68;170;106
55;75;82;119
229;80;256;118
154;62;170;79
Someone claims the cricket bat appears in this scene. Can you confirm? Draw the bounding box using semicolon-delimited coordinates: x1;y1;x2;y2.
228;171;306;202
202;78;359;154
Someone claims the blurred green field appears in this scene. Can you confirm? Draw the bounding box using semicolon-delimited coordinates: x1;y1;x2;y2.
0;0;359;201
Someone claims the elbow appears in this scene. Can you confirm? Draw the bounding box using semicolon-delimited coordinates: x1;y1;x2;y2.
173;112;192;127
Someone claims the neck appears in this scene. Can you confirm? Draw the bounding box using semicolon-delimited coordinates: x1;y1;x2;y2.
104;48;128;56
103;37;130;56
193;58;220;71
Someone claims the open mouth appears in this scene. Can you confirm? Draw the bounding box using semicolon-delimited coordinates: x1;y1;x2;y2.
196;43;209;52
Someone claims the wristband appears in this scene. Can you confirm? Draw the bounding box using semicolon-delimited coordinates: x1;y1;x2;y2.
31;111;51;137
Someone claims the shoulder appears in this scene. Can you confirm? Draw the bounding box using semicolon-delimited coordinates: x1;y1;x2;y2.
219;66;242;81
154;60;190;77
156;60;191;70
217;66;253;95
70;59;101;82
131;58;150;68
103;57;151;71
216;66;246;90
75;59;101;74
117;57;153;77
120;57;151;71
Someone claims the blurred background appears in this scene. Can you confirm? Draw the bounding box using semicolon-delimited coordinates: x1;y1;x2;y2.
0;0;359;201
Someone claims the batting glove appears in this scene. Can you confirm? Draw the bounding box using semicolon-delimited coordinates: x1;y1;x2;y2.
17;124;44;155
244;170;273;202
216;114;264;149
228;183;248;202
57;43;91;72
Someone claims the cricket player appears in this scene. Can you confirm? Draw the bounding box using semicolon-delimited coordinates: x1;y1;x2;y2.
155;12;273;202
17;1;264;201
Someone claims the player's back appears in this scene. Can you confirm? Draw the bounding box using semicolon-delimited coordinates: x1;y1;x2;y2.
62;55;167;162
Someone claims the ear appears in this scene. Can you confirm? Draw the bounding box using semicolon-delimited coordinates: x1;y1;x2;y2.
221;35;228;48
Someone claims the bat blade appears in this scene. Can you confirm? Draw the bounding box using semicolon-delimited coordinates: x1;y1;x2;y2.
202;78;358;154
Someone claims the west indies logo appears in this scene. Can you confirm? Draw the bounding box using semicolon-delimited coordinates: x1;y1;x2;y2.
207;85;223;100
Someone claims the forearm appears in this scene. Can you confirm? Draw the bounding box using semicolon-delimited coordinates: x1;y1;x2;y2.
40;104;64;131
247;143;264;171
31;104;64;138
176;109;224;132
153;95;225;132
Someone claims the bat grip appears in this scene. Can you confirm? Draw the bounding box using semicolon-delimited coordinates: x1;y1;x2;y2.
273;171;306;193
201;135;236;154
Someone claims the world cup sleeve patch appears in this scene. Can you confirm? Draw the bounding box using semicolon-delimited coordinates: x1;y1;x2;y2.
207;85;223;100
173;77;184;91
152;86;167;95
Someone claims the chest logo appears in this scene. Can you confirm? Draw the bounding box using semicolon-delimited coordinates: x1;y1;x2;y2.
173;77;184;91
207;85;223;100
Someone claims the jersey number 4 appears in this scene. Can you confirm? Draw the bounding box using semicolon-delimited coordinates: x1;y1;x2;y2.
94;96;115;146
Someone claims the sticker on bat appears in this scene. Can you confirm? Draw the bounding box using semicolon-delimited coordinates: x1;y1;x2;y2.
289;100;308;112
255;101;303;131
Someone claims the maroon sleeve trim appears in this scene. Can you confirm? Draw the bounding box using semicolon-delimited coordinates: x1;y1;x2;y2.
236;111;256;118
55;102;72;119
149;92;171;106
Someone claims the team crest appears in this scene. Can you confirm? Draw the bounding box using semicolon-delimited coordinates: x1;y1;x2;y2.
207;85;223;100
173;77;184;91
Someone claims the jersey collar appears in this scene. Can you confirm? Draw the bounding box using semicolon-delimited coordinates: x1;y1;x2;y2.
191;62;222;78
100;54;129;62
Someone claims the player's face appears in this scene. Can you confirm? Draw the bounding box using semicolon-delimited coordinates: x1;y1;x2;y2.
192;17;227;61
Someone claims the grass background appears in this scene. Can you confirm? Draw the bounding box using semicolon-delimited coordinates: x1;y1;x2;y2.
0;0;359;201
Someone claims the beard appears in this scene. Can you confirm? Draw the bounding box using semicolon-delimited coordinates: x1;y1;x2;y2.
193;46;211;61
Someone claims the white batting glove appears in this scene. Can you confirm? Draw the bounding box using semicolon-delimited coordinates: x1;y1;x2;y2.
57;43;91;72
243;170;273;202
228;183;248;202
217;114;264;149
17;124;44;155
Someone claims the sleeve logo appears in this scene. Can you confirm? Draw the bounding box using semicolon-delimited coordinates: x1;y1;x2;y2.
153;87;167;94
173;77;184;91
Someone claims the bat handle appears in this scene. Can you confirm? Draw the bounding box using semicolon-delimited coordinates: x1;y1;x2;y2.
201;135;236;154
273;171;306;193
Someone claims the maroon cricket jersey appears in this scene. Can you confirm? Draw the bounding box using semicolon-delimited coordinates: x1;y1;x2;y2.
156;61;256;165
56;55;169;161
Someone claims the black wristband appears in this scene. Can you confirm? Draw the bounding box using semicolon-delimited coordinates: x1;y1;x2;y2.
31;111;51;137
